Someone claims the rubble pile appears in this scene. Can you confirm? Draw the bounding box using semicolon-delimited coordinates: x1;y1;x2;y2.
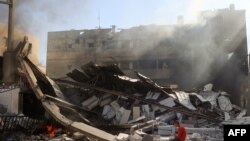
55;62;245;140
0;38;247;140
59;62;244;124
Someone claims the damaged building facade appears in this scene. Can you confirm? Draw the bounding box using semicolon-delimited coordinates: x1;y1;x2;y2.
47;5;249;111
0;3;249;140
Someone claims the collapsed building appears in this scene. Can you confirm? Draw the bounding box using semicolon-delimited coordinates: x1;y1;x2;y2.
0;3;249;141
47;4;249;112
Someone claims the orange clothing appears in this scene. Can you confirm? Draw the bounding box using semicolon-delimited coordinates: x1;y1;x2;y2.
177;125;186;141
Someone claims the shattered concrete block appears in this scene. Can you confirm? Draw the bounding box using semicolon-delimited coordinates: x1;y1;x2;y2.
120;109;131;124
142;105;150;119
152;93;160;100
115;107;125;124
129;134;143;141
158;98;176;112
81;96;98;107
152;105;158;112
191;133;201;138
217;96;232;112
146;91;153;99
102;105;116;119
121;96;128;100
158;112;176;122
236;109;247;119
182;123;194;128
116;133;129;141
175;91;196;110
185;127;222;138
142;134;153;141
189;133;205;141
133;107;140;120
224;112;230;121
128;116;146;124
87;99;99;110
223;116;250;125
72;132;85;140
146;91;160;100
102;93;111;99
111;100;121;111
148;111;155;120
99;98;113;107
142;105;150;113
158;125;174;135
204;83;213;91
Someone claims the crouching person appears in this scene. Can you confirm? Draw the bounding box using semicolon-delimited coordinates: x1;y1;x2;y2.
172;120;186;141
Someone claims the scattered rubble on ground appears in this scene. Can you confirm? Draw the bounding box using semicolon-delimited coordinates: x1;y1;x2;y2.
0;38;248;141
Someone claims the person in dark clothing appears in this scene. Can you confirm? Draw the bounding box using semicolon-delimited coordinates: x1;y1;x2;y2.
172;120;187;141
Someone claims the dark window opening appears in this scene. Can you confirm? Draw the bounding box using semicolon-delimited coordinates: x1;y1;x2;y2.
137;60;157;69
88;43;94;48
68;44;73;48
75;38;80;44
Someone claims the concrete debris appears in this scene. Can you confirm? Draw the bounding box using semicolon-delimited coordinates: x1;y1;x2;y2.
133;107;140;120
224;112;230;121
217;95;232;112
129;134;143;141
2;41;246;141
116;133;129;141
236;109;247;119
102;105;116;120
23;59;247;140
175;91;197;110
203;83;213;91
223;116;250;125
157;125;174;135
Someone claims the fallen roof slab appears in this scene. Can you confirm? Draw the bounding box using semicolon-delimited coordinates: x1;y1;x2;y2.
19;57;116;141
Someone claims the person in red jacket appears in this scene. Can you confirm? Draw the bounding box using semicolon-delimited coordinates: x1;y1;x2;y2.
172;120;186;141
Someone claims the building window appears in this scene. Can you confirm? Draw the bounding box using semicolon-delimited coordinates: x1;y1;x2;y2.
75;38;80;44
88;43;94;48
68;44;73;48
102;41;106;47
137;60;157;69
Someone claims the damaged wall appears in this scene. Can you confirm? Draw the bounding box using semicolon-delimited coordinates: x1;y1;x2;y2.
46;5;248;110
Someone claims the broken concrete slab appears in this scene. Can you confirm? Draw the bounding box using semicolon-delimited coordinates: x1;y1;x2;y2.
133;107;140;120
111;100;121;111
19;58;116;141
116;133;129;141
175;91;196;110
120;109;131;125
217;95;232;112
81;96;98;108
102;105;116;120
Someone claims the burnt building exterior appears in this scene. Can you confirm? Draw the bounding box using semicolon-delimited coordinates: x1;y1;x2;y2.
47;5;248;110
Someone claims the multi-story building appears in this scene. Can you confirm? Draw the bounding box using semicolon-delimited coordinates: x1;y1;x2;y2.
47;5;248;109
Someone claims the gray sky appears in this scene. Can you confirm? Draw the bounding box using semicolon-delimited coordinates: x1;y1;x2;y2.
0;0;249;66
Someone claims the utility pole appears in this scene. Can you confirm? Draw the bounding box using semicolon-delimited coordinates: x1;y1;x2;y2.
7;0;14;51
0;0;13;51
1;0;16;84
